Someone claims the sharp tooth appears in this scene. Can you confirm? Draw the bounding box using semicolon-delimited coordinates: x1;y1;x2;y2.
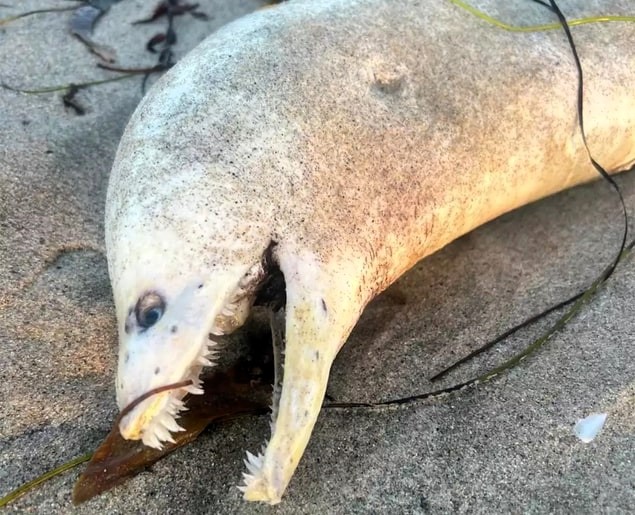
242;472;255;483
143;432;163;450
222;307;235;317
154;424;175;443
244;458;259;475
167;398;186;413
198;356;213;366
186;385;204;395
209;327;223;336
249;451;264;472
237;485;247;493
159;414;185;433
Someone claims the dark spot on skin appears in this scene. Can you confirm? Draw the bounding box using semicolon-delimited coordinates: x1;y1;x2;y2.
314;350;320;361
171;325;178;333
125;352;129;363
374;74;404;94
154;367;160;375
321;299;327;313
304;410;309;418
198;284;204;289
125;307;134;333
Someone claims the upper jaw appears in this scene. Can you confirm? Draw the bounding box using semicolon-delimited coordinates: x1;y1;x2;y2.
117;337;216;448
116;262;268;448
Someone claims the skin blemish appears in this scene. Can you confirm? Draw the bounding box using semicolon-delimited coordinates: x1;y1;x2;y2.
321;299;327;313
154;367;160;375
124;352;129;364
198;284;204;289
314;350;320;361
372;65;406;95
125;307;134;334
171;325;178;333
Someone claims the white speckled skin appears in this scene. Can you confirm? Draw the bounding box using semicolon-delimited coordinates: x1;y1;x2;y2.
105;0;635;504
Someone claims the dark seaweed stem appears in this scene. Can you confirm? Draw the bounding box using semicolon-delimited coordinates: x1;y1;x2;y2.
69;2;120;62
1;73;136;94
141;0;179;92
62;84;85;115
117;379;193;423
160;0;179;68
2;73;136;115
132;0;206;25
1;0;208;110
97;63;170;74
0;5;76;26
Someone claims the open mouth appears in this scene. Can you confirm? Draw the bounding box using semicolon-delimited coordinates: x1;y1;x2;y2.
121;246;286;451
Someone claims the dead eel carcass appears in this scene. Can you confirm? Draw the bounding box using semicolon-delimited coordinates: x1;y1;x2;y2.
104;0;635;504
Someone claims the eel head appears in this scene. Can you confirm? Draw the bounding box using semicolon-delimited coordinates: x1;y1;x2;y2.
106;197;367;504
112;253;270;449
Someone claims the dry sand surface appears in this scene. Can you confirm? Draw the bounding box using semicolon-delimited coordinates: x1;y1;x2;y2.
0;1;633;513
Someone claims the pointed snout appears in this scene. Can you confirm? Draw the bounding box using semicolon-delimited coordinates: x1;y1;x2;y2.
118;391;173;441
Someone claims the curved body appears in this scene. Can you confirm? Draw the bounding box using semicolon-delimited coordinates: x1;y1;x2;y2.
106;0;635;504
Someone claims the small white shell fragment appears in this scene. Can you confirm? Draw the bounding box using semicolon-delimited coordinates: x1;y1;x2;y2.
573;413;608;443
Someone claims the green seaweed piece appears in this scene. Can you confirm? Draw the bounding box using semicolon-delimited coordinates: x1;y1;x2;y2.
448;0;635;32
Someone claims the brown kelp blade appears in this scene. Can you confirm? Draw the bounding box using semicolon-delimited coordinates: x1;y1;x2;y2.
72;357;272;504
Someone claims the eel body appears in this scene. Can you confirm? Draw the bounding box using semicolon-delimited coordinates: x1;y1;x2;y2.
105;0;635;504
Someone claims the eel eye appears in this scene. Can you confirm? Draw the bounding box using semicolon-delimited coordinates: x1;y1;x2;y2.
135;291;166;329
